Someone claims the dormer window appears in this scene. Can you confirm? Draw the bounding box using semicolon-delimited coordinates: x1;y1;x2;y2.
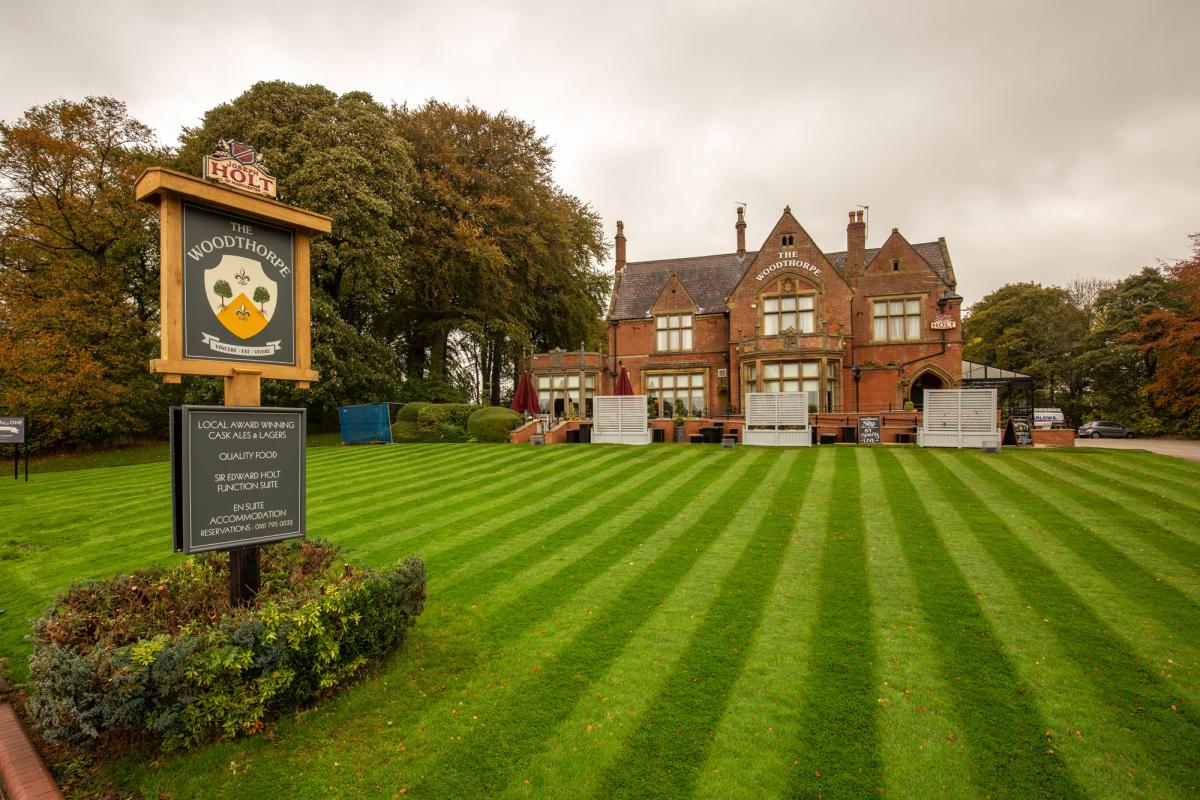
656;313;693;351
762;294;815;335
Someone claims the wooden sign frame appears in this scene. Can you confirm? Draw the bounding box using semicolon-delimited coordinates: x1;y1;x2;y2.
135;167;332;388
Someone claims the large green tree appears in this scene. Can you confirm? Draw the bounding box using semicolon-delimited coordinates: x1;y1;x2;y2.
0;97;169;447
962;283;1089;421
176;82;416;423
391;101;608;405
1077;267;1182;432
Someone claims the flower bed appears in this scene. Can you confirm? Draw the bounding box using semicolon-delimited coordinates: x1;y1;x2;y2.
24;540;425;753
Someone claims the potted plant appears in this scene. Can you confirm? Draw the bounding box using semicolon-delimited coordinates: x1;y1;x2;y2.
646;394;658;420
673;398;688;442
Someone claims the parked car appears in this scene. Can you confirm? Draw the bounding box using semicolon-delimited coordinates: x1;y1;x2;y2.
1077;420;1137;439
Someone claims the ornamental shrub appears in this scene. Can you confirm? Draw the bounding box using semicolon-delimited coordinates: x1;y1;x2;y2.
467;406;523;442
25;540;425;753
415;403;478;433
395;401;432;423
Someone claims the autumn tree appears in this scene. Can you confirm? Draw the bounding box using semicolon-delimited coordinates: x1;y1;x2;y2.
177;82;416;423
0;97;169;447
1135;235;1200;434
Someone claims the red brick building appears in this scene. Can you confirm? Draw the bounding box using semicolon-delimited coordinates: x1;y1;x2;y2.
605;206;964;417
520;205;960;419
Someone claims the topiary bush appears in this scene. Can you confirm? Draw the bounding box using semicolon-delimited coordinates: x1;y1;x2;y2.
25;540;425;754
467;406;523;442
415;403;478;433
395;401;432;423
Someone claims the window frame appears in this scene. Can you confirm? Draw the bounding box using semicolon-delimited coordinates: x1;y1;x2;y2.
643;370;707;417
655;312;694;352
871;295;924;342
760;291;817;336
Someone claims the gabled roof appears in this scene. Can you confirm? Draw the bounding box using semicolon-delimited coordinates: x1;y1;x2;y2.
611;240;953;321
611;251;756;320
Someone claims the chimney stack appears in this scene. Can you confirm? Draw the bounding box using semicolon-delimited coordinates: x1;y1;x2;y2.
615;220;626;279
847;210;866;280
735;206;746;257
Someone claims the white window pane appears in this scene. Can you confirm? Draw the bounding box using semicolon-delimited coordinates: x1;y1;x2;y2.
890;300;904;315
781;296;797;311
682;329;693;349
691;390;703;413
891;317;904;339
827;362;838;378
874;318;887;340
682;314;692;327
803;378;820;393
906;299;920;314
798;295;815;310
764;363;780;378
669;330;681;350
646;375;659;388
765;379;779;392
764;298;779;312
670;315;680;328
657;331;668;350
783;362;800;378
803;362;819;377
784;379;800;392
763;315;779;335
586;375;596;387
906;315;921;339
874;301;888;316
799;311;814;333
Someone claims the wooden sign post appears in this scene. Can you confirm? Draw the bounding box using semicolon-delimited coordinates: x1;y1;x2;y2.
138;159;331;606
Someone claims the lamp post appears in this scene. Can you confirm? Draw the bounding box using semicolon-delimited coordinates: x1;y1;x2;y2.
852;365;862;413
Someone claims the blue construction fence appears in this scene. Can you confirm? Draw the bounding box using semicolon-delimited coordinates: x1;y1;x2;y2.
338;403;393;445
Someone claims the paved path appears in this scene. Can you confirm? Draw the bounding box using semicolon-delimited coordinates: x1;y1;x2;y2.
1074;437;1200;463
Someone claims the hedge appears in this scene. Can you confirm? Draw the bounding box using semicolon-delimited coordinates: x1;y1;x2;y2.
25;540;426;753
467;406;523;442
395;401;432;423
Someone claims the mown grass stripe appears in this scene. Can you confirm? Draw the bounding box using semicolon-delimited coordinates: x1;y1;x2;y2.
1034;449;1200;517
309;443;624;556
919;450;1200;791
586;450;814;798
402;450;785;798
958;451;1200;644
274;451;757;793
1002;453;1200;577
429;449;698;600
875;449;1087;799
787;447;882;798
1034;452;1200;523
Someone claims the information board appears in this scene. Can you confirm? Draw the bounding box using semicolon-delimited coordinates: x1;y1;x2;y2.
171;406;306;553
0;416;25;444
858;415;881;445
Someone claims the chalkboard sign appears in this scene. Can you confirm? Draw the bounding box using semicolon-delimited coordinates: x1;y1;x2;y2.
858;415;881;445
1004;416;1034;446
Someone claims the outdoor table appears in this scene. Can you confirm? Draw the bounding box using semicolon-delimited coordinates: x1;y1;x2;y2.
689;434;705;445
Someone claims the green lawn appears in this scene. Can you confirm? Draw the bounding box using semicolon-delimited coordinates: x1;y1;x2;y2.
1;444;1198;799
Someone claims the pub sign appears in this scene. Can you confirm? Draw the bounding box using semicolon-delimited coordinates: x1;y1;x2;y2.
182;204;296;365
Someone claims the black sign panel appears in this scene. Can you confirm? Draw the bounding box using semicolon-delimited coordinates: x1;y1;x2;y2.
171;406;306;553
1004;416;1034;446
182;204;295;365
0;416;25;444
859;415;881;445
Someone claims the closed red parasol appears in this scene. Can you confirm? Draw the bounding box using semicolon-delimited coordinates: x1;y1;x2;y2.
614;365;634;396
510;371;542;416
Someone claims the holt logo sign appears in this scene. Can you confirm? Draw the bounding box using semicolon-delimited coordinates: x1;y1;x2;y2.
203;140;277;198
930;313;957;330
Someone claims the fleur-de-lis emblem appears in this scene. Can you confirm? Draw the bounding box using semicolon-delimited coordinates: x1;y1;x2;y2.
234;267;251;286
235;304;252;322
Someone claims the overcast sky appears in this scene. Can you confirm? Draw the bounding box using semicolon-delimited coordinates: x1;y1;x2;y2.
4;0;1197;306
